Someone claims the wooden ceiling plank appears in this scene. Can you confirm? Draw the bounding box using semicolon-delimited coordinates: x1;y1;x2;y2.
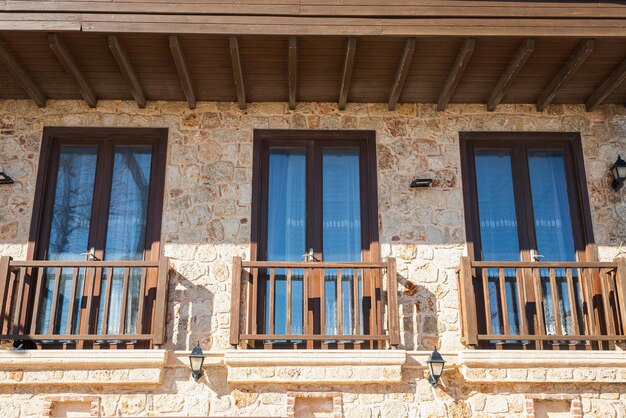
338;37;357;111
48;33;97;108
108;34;146;108
437;38;475;111
388;37;416;111
169;35;196;109
586;58;626;112
536;38;595;111
0;38;45;107
487;38;535;111
229;36;246;110
288;36;297;110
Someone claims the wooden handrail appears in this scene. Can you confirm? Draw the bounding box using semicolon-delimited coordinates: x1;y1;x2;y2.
231;257;399;349
458;256;625;350
0;256;169;349
241;261;387;268
471;261;617;268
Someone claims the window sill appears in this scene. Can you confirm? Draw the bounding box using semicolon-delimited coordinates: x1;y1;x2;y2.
458;350;626;383
224;349;406;384
0;349;167;386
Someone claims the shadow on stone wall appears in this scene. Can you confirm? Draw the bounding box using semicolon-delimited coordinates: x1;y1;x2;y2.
167;269;215;351
395;272;440;351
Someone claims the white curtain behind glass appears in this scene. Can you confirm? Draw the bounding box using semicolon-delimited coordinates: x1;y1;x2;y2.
267;149;306;335
323;149;362;335
528;150;579;336
475;150;521;336
39;146;97;334
99;146;152;335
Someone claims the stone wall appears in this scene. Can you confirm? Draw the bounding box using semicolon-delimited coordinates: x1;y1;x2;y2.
0;99;625;417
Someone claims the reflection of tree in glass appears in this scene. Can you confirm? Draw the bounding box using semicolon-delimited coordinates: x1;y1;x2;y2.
49;148;97;260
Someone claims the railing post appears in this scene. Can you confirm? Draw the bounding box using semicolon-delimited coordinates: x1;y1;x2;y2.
230;256;242;348
152;257;169;347
458;256;478;346
386;257;400;348
0;256;12;335
615;257;626;336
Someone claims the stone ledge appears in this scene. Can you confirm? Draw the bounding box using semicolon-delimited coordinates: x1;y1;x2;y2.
0;349;167;386
224;349;406;384
459;350;626;383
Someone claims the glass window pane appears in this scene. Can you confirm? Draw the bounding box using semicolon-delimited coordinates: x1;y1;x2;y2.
528;150;580;336
322;148;362;335
100;146;153;335
266;148;306;336
40;146;98;334
475;149;520;262
474;149;521;336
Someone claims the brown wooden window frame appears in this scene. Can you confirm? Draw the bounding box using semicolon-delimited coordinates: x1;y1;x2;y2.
249;129;381;348
22;127;168;348
459;131;597;264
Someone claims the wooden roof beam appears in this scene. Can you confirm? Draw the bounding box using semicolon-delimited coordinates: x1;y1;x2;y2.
437;39;475;111
108;34;146;109
338;37;357;111
0;38;45;107
536;38;595;111
48;33;96;108
288;36;297;110
487;38;535;111
229;36;246;110
169;35;196;109
388;37;416;111
586;58;626;112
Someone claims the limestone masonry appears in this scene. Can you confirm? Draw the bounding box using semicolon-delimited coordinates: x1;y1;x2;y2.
0;100;625;417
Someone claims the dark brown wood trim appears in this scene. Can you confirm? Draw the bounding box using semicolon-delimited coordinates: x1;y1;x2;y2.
29;127;168;262
0;37;45;107
536;38;595;111
108;34;146;109
388;37;416;111
168;35;196;109
288;36;297;110
487;38;535;112
459;131;596;263
25;127;168;348
48;33;97;108
338;37;357;111
250;129;379;343
586;57;626;112
229;36;246;110
437;38;475;111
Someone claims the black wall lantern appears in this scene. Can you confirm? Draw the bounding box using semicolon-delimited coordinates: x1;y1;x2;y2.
426;347;446;388
189;342;205;381
611;155;626;191
411;178;433;188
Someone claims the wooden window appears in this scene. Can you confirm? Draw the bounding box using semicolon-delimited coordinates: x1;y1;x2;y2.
25;127;167;346
250;129;380;348
460;132;597;345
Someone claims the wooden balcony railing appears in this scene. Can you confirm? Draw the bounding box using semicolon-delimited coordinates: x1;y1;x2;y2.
457;256;626;350
230;257;400;349
0;256;169;349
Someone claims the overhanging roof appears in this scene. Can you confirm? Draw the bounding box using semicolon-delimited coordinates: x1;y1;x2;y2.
0;1;626;110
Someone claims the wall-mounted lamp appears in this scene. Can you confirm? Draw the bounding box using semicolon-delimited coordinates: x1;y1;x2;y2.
410;178;433;188
611;155;626;191
426;347;446;388
0;165;14;185
189;342;205;382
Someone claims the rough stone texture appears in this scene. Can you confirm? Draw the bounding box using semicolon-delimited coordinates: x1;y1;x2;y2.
0;100;626;416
